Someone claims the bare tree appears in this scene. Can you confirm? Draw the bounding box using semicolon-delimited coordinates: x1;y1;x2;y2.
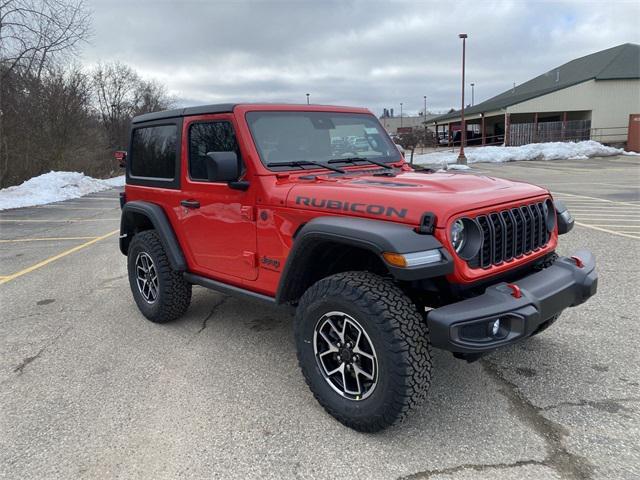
0;0;91;78
92;62;141;150
135;79;173;116
91;62;174;150
0;0;90;183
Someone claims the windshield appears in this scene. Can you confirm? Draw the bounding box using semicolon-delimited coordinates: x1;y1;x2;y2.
246;111;401;170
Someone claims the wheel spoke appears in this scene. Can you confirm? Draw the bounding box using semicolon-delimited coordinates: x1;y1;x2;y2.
352;369;363;396
353;363;374;381
319;331;338;351
341;368;352;395
327;318;344;343
148;279;157;299
319;349;336;359
353;346;375;362
324;362;344;377
340;318;349;341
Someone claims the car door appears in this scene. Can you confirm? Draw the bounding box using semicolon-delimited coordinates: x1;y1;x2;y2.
176;114;258;281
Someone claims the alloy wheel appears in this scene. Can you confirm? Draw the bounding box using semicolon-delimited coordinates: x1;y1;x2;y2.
313;311;378;400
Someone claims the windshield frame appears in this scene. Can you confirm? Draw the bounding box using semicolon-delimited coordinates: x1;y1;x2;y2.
244;110;402;172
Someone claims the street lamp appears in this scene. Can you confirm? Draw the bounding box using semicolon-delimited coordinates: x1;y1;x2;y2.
400;102;403;128
423;95;427;151
457;33;468;165
470;82;475;106
306;93;310;105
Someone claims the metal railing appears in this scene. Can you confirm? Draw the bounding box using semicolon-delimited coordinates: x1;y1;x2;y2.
509;120;592;146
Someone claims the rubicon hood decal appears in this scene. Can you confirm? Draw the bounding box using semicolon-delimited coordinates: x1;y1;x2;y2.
285;171;549;225
295;196;408;219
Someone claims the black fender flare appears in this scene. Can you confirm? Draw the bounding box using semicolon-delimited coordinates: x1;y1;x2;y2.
554;199;574;235
119;201;187;271
276;216;453;304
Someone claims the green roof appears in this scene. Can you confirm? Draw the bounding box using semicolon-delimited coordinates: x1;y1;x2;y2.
431;43;640;123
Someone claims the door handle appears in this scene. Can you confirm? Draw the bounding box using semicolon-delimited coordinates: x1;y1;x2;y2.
181;199;200;209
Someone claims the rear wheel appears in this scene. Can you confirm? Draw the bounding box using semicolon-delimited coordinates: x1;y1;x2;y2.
295;271;432;432
127;230;192;323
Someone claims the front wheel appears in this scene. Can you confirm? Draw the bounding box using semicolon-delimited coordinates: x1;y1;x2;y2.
294;271;432;432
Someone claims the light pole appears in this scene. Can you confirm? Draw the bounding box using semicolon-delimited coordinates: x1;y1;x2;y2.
400;102;403;128
423;95;427;152
457;33;468;165
306;93;310;105
470;82;475;106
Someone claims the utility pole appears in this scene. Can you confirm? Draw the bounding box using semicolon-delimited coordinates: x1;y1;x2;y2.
457;33;468;165
400;102;403;128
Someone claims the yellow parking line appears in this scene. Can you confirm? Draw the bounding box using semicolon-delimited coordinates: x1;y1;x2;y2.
0;229;119;285
575;222;640;240
0;218;119;223
0;236;98;243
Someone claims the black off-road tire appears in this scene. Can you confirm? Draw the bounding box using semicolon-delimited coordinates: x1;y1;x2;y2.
127;230;192;323
294;271;432;432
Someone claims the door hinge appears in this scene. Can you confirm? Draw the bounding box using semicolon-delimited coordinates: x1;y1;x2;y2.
242;251;257;268
241;205;255;221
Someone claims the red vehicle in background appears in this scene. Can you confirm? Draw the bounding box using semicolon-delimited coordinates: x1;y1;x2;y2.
119;103;597;431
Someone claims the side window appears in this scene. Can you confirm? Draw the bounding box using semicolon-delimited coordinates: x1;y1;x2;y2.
189;121;241;181
130;125;177;179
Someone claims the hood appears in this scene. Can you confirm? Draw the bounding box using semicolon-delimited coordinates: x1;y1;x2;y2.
284;170;549;227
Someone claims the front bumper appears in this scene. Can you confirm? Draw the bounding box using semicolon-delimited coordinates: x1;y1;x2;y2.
427;249;597;354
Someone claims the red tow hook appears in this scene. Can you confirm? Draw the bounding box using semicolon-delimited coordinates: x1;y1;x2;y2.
506;283;522;299
571;256;584;268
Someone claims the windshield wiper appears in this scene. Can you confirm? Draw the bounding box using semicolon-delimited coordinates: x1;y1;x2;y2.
328;156;393;169
266;160;345;174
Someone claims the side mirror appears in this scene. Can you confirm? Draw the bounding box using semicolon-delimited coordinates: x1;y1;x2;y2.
115;150;127;168
205;151;239;182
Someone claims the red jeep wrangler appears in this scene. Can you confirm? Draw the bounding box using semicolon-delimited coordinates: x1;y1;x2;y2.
119;103;597;432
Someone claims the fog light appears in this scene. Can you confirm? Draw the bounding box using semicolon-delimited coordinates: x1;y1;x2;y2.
490;319;501;336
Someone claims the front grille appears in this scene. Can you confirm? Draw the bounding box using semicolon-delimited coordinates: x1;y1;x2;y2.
468;201;550;269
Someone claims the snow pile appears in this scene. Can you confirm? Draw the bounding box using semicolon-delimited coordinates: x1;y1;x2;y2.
412;140;637;166
0;171;125;210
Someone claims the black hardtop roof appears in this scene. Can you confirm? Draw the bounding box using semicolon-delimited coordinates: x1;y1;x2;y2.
132;104;237;123
131;102;373;124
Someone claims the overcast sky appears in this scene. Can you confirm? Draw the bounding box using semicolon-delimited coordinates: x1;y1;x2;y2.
81;0;639;116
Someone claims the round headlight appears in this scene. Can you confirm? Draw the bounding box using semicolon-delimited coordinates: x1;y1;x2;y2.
450;219;466;253
450;218;482;260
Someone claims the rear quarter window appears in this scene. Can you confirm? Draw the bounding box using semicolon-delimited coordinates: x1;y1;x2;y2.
130;125;177;179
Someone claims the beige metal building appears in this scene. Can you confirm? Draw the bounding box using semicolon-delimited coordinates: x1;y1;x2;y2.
429;43;640;146
380;114;439;134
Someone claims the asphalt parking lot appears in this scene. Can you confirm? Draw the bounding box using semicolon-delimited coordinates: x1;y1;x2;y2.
1;155;639;480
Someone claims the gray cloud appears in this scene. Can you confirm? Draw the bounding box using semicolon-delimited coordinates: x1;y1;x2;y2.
81;0;640;115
